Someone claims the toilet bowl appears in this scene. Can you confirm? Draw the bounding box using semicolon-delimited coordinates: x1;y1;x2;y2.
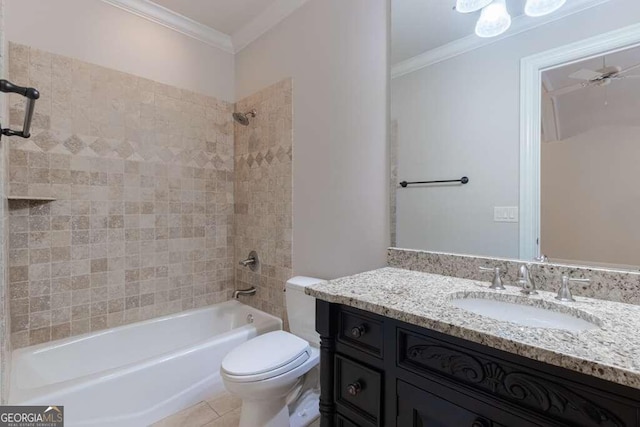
221;277;325;427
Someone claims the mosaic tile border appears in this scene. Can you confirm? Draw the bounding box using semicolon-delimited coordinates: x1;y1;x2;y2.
234;145;292;169
9;129;233;171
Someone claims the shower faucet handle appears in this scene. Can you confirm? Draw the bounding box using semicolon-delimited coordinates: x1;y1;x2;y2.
239;251;259;272
239;257;256;267
478;266;506;290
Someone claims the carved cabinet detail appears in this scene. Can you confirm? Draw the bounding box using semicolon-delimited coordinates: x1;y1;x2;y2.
316;301;640;427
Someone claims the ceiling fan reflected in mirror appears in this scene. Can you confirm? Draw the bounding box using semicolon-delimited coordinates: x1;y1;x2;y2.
548;62;640;97
455;0;567;38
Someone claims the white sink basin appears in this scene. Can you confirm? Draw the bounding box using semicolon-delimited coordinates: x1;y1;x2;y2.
450;298;599;332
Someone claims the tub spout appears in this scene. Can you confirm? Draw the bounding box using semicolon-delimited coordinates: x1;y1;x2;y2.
233;287;257;299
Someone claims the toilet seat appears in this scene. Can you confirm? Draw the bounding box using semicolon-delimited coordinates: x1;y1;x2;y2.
221;331;311;383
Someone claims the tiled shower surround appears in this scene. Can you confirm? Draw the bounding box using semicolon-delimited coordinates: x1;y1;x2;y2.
5;42;266;348
233;79;292;321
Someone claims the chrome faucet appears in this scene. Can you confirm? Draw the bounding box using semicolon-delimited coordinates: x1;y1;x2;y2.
478;266;506;290
233;287;257;299
239;250;259;272
534;254;549;263
555;275;590;302
518;264;537;295
239;257;256;267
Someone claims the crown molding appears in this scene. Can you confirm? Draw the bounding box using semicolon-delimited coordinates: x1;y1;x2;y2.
232;0;311;52
100;0;234;53
391;0;613;79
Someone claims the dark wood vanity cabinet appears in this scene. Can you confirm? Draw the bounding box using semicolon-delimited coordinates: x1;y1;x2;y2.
316;300;640;427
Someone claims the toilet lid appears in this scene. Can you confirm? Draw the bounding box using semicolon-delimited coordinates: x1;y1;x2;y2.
221;331;310;377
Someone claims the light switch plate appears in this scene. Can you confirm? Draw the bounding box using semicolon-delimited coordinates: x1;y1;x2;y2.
494;207;519;223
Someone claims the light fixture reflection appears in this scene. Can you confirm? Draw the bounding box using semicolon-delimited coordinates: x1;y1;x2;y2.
456;0;493;14
525;0;567;17
475;0;511;38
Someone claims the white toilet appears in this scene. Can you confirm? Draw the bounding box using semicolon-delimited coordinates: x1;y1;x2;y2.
221;277;325;427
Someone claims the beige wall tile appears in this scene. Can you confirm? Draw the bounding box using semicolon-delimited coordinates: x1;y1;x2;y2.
234;79;292;323
7;43;235;348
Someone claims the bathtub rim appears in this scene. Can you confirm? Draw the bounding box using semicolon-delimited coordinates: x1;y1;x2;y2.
10;300;283;404
14;300;271;356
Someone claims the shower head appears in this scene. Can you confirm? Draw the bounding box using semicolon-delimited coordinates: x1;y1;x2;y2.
232;109;257;126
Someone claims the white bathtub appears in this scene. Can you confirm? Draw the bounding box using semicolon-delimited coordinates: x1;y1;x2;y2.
9;300;282;426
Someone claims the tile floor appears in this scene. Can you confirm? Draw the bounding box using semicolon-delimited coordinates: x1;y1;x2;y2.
152;392;242;427
152;391;320;427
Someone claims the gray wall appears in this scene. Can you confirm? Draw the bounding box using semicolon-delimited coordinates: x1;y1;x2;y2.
236;0;390;279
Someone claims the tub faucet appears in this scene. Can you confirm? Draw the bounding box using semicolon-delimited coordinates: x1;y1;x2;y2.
233;287;257;299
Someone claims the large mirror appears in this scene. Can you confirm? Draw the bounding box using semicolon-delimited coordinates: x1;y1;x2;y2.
390;0;640;270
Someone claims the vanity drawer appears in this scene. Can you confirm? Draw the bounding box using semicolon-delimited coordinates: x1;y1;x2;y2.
335;354;382;426
337;307;383;358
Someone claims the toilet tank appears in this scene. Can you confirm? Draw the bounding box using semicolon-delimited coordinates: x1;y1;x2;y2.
285;276;326;347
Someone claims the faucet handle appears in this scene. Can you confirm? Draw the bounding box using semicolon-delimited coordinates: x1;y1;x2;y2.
479;266;506;290
555;275;590;302
239;251;259;272
534;254;549;263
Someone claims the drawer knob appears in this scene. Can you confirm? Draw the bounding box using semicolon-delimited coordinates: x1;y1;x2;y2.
351;325;366;338
472;418;491;427
346;381;362;396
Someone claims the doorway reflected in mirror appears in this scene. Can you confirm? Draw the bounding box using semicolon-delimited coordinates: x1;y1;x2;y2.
540;45;640;270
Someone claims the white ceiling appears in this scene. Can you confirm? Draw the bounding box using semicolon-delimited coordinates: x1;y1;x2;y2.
543;45;640;140
392;0;527;65
152;0;278;35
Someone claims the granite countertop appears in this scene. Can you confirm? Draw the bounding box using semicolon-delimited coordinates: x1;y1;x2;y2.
306;267;640;389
